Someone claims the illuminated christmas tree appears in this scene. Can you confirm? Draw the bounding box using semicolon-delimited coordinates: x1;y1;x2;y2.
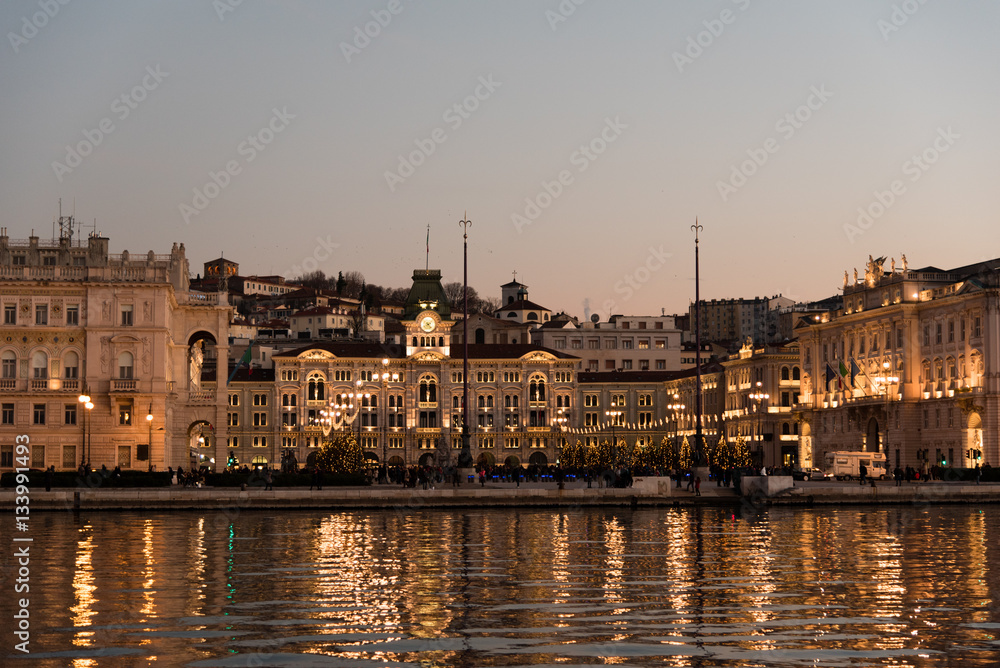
678;436;693;469
315;431;364;474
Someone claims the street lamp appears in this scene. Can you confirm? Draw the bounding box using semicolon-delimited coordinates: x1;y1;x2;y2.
605;401;622;468
78;390;91;468
552;409;567;458
749;381;769;468
667;393;685;461
873;361;899;465
146;403;153;472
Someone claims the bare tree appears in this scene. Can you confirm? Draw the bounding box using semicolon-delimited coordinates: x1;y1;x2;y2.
475;296;501;315
342;271;366;299
296;270;329;290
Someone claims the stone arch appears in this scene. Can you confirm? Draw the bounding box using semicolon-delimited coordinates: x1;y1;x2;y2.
476;452;495;468
529;451;548;466
865;416;880;453
504;455;520;468
418;452;435;467
186;420;215;469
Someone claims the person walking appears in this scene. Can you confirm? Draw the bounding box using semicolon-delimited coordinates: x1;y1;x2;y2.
694;475;701;497
893;466;903;487
44;465;54;491
264;467;273;491
859;462;868;486
975;463;982;485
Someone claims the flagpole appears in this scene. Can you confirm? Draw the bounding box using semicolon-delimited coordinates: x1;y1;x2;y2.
691;219;704;466
458;214;473;471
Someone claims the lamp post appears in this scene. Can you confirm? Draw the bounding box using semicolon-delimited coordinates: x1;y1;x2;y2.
749;381;769;468
606;402;622;468
874;361;899;465
77;390;91;468
667;393;685;463
553;409;567;460
146;403;153;472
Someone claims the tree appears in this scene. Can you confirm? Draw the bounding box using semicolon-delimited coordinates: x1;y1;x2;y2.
315;432;364;474
678;436;693;470
342;271;365;299
335;271;346;296
297;270;329;291
475;296;502;315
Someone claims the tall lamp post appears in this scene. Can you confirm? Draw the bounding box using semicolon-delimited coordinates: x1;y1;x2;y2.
667;393;685;461
553;409;567;461
873;361;899;465
379;357;398;481
749;381;769;468
146;403;153;472
78;390;92;468
606;402;622;468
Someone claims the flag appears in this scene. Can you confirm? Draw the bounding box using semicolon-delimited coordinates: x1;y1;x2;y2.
226;341;253;386
825;364;837;392
838;360;849;389
850;358;861;388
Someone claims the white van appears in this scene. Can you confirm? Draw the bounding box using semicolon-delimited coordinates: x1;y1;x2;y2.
824;451;887;481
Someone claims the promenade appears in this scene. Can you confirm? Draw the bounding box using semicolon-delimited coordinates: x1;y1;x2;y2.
5;477;1000;512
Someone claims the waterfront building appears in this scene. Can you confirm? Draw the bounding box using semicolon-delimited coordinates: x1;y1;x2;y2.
0;225;231;472
795;255;999;471
721;338;802;468
532;313;683;373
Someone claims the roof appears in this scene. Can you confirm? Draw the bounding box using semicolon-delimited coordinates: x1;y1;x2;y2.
465;344;577;360
497;298;550;312
500;280;527;288
271;341;577;361
578;370;684;384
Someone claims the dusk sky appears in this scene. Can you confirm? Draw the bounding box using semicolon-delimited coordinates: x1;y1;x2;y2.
2;1;998;320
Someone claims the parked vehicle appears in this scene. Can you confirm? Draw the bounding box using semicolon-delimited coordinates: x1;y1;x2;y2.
792;467;830;481
824;451;887;481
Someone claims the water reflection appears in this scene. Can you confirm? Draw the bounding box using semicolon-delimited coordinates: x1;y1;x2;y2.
3;506;1000;666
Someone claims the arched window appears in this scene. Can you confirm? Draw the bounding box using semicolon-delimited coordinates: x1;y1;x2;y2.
528;373;546;403
419;375;437;403
527;312;538;321
63;351;79;379
477;395;485;409
792;366;801;381
307;373;325;401
782;422;791;436
475;328;486;344
1;350;16;379
780;366;790;381
118;351;133;379
31;351;48;379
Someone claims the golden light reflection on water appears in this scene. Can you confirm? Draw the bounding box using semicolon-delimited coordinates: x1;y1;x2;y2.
8;505;1000;667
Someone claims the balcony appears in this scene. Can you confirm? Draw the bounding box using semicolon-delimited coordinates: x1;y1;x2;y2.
0;379;16;391
30;379;49;391
62;379;79;392
187;390;215;403
111;379;137;392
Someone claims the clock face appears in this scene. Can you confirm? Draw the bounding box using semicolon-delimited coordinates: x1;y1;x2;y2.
420;316;435;333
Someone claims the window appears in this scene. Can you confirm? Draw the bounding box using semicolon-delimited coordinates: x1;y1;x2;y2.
948;320;954;343
33;403;46;425
4;304;16;325
228;413;239;426
528;375;546;403
588;339;599;349
960;318;966;342
639;360;649;371
253;394;268;406
621;360;633;370
638;339;649;349
229;393;240;406
610;394;625;408
65;404;77;425
638;394;652;407
584;395;599;408
254;412;267;427
66;305;79;326
280;369;298;381
622;339;633;349
2;403;13;424
121;304;133;326
31;351;48;379
605;360;615;370
935;323;942;345
419;376;438;403
35;304;48;325
118;351;134;379
63;351;79;379
62;445;77;467
638;412;652;426
419;411;437;428
585;412;598;427
604;339;616;349
0;445;11;468
656;360;666;370
119;405;132;426
655;339;665;349
282;412;297;427
974;316;982;338
281;393;297;407
923;325;930;347
334;369;352;381
253;436;268;448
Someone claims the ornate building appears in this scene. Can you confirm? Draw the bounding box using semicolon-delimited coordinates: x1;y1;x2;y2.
721;338;802;468
796;255;999;470
0;225;231;472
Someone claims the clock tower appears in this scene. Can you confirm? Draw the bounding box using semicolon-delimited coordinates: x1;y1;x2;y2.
401;268;454;357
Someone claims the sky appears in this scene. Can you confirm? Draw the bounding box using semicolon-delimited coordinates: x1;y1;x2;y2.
2;1;998;321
